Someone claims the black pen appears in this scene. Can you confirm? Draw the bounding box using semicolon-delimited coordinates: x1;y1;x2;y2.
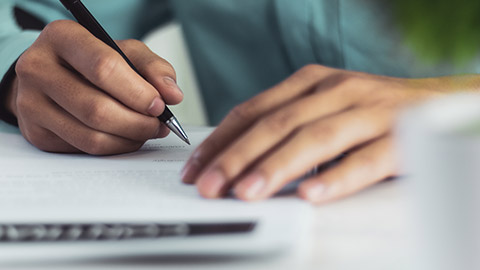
59;0;190;145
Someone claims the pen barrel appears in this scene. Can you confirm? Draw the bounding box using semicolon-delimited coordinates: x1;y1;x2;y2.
59;0;76;10
157;108;173;122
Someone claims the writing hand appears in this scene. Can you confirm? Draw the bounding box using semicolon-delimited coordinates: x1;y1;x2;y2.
5;20;183;155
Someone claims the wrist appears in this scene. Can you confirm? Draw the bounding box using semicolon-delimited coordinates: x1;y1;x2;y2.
5;76;18;117
0;60;19;126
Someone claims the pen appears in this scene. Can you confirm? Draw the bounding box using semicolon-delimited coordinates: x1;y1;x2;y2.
59;0;190;145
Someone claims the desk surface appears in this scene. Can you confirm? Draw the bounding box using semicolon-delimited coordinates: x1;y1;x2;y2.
308;180;411;270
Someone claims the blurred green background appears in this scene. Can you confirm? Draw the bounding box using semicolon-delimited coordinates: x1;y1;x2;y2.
394;0;480;65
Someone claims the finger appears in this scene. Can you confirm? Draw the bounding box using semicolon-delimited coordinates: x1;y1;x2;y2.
298;136;398;205
31;61;162;141
156;124;171;138
229;107;395;201
45;107;145;155
190;86;357;190
43;20;165;117
117;39;183;105
17;89;144;155
182;65;338;183
18;120;80;153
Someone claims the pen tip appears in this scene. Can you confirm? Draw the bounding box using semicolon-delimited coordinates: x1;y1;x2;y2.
164;116;190;145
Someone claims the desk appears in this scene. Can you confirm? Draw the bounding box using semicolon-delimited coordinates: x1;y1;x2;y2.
308;180;411;270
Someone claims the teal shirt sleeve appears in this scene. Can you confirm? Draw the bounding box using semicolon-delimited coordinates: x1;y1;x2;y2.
1;0;173;81
0;1;42;85
0;0;72;125
0;0;44;126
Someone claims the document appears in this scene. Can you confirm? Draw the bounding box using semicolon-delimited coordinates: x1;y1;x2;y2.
0;126;308;222
0;125;311;234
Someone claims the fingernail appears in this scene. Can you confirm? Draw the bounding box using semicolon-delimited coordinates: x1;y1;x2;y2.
148;97;164;116
181;159;201;184
163;77;183;95
235;173;267;201
197;169;226;198
306;183;327;203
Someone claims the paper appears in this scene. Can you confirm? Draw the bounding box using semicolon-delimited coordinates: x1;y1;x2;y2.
0;126;307;223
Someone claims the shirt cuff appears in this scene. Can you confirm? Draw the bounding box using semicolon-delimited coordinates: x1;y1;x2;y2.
0;59;18;126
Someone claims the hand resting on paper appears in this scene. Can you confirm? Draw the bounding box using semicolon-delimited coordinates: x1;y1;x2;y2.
181;65;479;204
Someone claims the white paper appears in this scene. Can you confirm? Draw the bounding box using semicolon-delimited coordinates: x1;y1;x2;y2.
0;127;307;223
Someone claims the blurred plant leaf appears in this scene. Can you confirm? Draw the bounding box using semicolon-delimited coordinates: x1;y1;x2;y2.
393;0;480;65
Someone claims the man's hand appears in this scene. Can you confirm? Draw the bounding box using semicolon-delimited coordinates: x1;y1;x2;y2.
181;64;446;204
6;20;183;155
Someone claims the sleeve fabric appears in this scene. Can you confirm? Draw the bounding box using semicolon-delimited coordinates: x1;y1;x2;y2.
0;1;43;83
0;1;58;125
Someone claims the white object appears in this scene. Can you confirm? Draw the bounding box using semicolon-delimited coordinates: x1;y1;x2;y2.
396;93;480;270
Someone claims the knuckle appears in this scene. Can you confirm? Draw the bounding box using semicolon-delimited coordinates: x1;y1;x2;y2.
82;132;109;155
15;91;36;116
42;20;77;39
16;51;42;79
83;100;110;128
330;73;352;87
143;58;176;80
118;39;147;56
90;53;120;85
121;39;146;49
341;75;364;89
299;64;325;76
258;111;295;133
42;20;63;35
15;94;29;113
334;74;366;94
314;73;357;95
228;101;258;123
301;122;337;143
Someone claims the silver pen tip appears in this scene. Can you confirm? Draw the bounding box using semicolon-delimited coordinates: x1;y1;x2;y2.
165;117;190;145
